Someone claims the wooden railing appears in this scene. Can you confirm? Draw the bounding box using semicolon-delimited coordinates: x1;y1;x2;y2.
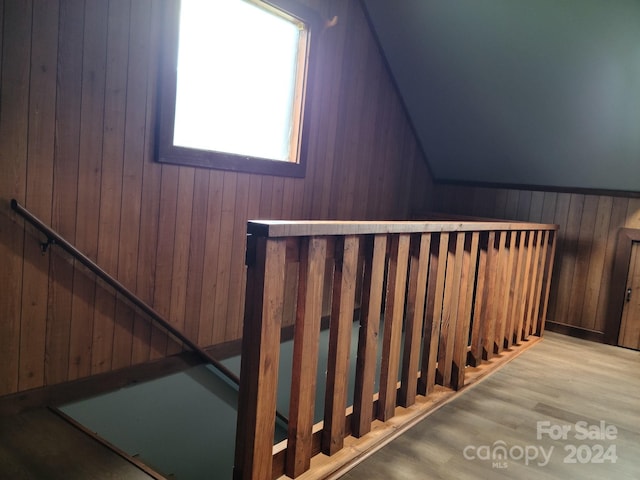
234;220;558;480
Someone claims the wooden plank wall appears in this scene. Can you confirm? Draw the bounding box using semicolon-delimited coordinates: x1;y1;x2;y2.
423;184;640;338
0;0;432;397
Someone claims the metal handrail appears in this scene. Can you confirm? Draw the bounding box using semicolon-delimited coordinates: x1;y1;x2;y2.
10;199;240;388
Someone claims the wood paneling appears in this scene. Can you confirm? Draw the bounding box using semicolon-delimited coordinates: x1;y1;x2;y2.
20;0;58;391
68;0;108;381
1;0;31;395
423;185;640;339
617;242;640;349
0;0;430;397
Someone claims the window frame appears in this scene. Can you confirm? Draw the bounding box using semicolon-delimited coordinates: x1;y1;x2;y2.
157;0;321;177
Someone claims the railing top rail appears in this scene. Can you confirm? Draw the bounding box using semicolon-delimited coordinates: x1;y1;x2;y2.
247;220;559;238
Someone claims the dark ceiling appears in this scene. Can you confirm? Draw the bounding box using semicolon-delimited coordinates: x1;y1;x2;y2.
361;0;640;193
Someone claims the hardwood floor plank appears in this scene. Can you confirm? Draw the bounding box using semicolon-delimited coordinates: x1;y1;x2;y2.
339;332;640;480
0;408;158;480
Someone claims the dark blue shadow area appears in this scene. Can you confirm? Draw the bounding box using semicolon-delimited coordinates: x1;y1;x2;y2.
60;363;248;479
60;319;397;479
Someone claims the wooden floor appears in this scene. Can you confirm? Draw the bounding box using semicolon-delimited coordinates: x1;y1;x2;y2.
1;333;638;479
338;332;640;480
0;408;158;480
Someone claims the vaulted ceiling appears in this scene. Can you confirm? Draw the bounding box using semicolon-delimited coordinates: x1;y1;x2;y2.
361;0;640;193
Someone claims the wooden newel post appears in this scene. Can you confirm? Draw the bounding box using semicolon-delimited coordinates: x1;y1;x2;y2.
234;235;287;480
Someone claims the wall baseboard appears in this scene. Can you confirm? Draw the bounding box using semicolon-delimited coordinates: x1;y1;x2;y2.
545;321;606;344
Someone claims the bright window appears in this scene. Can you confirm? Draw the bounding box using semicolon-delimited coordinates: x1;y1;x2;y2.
157;0;318;177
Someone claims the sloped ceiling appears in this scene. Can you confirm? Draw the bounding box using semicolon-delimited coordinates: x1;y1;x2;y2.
361;0;640;192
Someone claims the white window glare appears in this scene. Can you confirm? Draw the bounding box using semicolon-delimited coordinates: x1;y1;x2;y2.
173;0;302;162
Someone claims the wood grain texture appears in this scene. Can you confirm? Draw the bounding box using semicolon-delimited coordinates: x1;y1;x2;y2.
618;243;640;349
537;231;558;335
131;0;162;366
503;232;518;347
523;231;542;339
166;167;195;356
67;0;108;381
0;408;158;480
492;231;510;352
352;234;386;437
451;232;479;390
436;232;464;387
424;185;640;341
579;196;613;330
480;232;499;359
505;232;525;347
111;0;150;371
149;165;178;359
531;230;550;336
242;219;557;479
197;172;224;346
0;0;31;396
377;234;410;421
91;0;130;374
213;171;238;344
286;237;327;477
234;237;286;480
20;0;58;391
516;231;534;343
398;233;430;407
546;192;572;323
0;0;433;397
45;0;83;386
340;332;640;480
249;220;556;238
323;236;360;455
469;233;488;366
606;229;640;344
594;197;629;334
421;233;449;394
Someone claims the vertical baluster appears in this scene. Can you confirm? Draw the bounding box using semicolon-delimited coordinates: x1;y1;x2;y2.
497;232;510;352
322;235;359;455
234;236;287;480
399;233;430;407
451;232;479;390
524;231;542;339
530;230;549;337
378;233;410;421
481;231;499;360
506;231;526;348
489;232;507;354
437;232;465;387
352;234;387;437
515;231;534;343
419;233;446;395
496;231;517;352
469;232;489;367
286;237;327;478
537;230;558;335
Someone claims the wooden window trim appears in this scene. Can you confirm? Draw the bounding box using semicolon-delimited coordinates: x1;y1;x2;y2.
156;0;322;177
